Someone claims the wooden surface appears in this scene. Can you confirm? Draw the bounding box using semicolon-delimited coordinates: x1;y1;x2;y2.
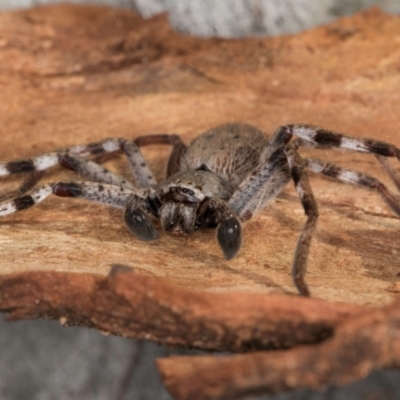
0;5;399;304
1;5;400;399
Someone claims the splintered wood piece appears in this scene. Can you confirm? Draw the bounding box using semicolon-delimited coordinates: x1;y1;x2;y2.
158;298;400;400
0;268;365;352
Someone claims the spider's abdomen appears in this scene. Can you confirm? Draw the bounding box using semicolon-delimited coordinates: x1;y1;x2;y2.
181;123;269;188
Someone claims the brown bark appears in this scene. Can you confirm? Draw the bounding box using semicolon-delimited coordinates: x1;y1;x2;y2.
0;267;364;351
158;298;400;400
1;4;400;399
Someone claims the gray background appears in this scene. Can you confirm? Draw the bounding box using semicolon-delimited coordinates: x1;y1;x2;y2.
2;0;400;37
1;1;400;399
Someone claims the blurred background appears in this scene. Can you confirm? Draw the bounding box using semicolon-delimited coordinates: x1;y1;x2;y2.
1;1;400;399
2;0;400;37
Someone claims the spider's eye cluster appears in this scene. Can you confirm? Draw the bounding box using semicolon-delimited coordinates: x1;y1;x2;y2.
180;188;195;196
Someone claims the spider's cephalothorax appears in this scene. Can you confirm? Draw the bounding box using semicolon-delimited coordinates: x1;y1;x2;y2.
1;123;400;296
158;170;234;233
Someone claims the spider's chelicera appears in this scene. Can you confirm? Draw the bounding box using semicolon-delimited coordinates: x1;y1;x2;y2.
1;123;400;296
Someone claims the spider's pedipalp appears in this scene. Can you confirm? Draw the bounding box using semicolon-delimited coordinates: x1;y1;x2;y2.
199;197;243;259
124;205;159;241
217;216;242;260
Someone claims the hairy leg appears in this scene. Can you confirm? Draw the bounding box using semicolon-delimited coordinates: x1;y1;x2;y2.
306;158;400;216
274;124;400;159
285;147;319;297
0;181;137;216
0;181;159;241
134;134;187;177
0;137;158;188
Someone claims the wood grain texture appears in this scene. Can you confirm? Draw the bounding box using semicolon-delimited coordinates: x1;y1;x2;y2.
1;5;400;399
0;268;365;351
158;298;400;399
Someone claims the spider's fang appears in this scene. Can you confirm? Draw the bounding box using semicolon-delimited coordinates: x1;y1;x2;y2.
146;196;162;218
124;207;159;241
217;216;242;260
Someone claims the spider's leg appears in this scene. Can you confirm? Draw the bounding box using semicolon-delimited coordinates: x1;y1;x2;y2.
227;128;313;220
228;145;290;220
285;148;319;297
0;181;133;217
375;155;400;192
273;124;400;160
0;137;159;188
0;171;45;202
0;185;54;216
306;158;400;216
54;181;159;240
65;139;158;188
134;134;187;177
225;142;318;295
119;140;157;188
0;140;121;197
0;181;158;241
0;139;122;178
59;154;136;190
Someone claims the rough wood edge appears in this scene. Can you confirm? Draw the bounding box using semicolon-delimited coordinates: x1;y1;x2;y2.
158;298;400;400
0;267;366;352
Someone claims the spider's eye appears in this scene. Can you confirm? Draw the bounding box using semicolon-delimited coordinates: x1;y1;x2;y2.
180;188;194;196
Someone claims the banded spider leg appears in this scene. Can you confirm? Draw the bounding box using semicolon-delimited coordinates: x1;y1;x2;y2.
0;134;185;240
0;134;186;197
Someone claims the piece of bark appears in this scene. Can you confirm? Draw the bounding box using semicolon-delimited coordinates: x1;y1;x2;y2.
0;268;365;352
1;4;400;399
158;297;400;400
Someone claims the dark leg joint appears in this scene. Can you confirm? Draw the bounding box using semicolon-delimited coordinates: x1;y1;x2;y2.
6;159;35;174
273;125;293;145
86;142;105;155
53;182;83;197
59;154;79;171
14;195;36;211
313;129;343;147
